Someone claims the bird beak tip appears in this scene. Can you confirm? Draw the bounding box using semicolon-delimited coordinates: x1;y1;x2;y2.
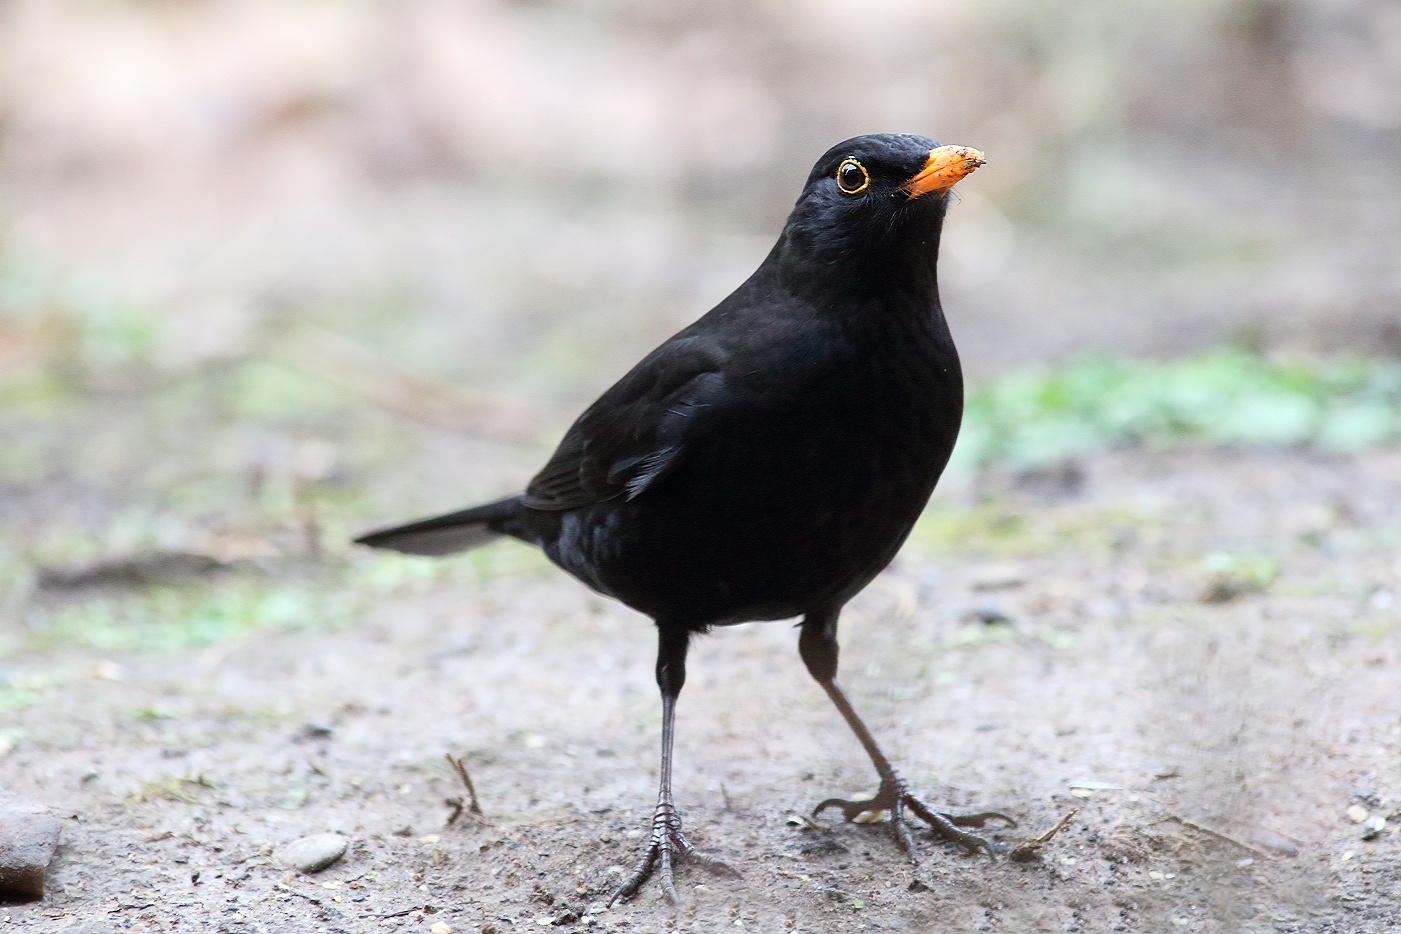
902;146;986;199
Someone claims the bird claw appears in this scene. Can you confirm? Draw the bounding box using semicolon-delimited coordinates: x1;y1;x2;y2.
608;801;737;907
813;778;1014;858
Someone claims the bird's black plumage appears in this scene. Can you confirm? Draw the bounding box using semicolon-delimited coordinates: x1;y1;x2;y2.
357;133;1008;903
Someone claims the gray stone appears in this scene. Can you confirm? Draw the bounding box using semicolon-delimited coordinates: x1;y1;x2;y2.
1246;826;1299;857
0;799;62;898
276;833;348;873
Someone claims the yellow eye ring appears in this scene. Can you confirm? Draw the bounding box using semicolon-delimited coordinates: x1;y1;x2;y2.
836;159;869;195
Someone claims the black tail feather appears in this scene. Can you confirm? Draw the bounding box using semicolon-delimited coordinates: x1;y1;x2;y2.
354;496;521;557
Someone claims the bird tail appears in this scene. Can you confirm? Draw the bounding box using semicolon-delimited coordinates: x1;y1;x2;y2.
354;496;521;557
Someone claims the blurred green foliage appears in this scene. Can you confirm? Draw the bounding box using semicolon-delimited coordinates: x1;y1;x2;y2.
952;350;1401;472
23;581;356;655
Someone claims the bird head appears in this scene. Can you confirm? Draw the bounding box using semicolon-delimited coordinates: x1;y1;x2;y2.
777;134;984;294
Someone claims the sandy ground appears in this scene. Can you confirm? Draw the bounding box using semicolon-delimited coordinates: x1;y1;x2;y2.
3;446;1401;933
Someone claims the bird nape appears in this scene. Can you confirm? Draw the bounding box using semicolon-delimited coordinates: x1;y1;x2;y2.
356;133;1014;905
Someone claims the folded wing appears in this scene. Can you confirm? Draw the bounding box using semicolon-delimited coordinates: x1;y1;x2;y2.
522;336;729;511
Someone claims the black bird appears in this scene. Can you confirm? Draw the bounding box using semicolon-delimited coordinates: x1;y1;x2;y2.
356;133;1009;903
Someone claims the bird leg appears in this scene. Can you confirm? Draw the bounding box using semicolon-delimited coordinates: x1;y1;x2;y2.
810;677;1012;856
799;611;1014;859
609;626;734;907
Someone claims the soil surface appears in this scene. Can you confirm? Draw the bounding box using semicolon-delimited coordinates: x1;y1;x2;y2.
3;446;1401;933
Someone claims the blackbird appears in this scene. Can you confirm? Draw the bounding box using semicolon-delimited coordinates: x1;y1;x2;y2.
356;133;1010;903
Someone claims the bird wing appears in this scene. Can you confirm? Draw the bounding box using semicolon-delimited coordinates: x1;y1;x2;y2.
521;336;729;511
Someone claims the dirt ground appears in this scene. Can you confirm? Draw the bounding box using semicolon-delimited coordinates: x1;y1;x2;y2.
3;445;1401;934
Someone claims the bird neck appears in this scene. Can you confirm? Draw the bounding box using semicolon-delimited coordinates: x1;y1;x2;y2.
769;222;946;331
767;203;952;312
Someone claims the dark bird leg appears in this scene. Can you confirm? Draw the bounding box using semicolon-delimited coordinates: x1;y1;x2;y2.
610;624;733;906
799;609;1013;858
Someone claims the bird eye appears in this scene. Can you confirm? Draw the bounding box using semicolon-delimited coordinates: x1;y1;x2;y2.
836;159;869;195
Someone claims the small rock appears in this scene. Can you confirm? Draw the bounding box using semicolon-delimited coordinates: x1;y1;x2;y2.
0;799;62;899
969;564;1026;592
430;923;453;934
276;833;348;873
1361;816;1387;841
1246;827;1298;856
1352;788;1381;807
300;720;334;739
1346;805;1369;824
907;878;930;892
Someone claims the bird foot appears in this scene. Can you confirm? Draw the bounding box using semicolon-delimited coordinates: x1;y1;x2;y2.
608;799;737;907
813;776;1015;859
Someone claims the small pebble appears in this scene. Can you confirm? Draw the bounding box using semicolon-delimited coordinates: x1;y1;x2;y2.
276;833;348;873
1346;805;1369;824
0;800;62;898
1361;816;1387;841
1246;827;1299;856
430;923;452;934
969;564;1026;591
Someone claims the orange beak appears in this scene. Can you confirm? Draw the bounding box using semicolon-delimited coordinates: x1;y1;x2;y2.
901;145;986;199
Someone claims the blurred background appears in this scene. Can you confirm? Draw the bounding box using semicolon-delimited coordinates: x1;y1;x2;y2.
1;0;1400;644
2;8;1400;925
